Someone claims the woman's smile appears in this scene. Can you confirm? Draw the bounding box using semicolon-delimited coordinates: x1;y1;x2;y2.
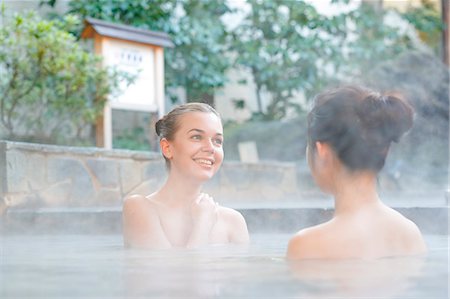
193;158;215;167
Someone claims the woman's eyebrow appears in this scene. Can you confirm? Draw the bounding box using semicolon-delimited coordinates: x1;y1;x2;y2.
187;128;204;134
187;128;223;136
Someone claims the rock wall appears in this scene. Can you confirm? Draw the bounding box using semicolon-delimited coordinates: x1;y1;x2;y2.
0;141;165;209
0;141;306;211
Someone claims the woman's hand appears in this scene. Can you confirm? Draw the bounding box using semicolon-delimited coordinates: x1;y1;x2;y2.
186;193;219;248
191;193;218;226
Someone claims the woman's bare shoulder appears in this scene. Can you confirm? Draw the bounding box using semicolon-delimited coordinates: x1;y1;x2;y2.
122;193;171;249
217;206;248;229
382;206;424;234
123;193;159;209
122;193;161;222
217;206;249;244
387;209;427;253
124;194;150;209
217;206;243;219
287;223;334;260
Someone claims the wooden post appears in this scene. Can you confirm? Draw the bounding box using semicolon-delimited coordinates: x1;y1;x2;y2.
155;47;165;119
96;102;113;149
92;34;112;149
152;47;165;151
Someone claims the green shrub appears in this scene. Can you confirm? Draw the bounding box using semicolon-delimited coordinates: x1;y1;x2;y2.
0;9;126;145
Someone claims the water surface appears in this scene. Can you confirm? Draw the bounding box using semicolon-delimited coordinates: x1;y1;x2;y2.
1;233;448;298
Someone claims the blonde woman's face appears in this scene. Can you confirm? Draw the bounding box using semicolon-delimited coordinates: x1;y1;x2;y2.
168;112;224;182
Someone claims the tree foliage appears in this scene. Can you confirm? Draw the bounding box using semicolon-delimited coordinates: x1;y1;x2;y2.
43;0;232;106
62;0;173;34
402;0;444;54
38;0;447;122
0;10;124;143
232;0;347;120
335;2;415;78
231;0;434;120
165;0;232;105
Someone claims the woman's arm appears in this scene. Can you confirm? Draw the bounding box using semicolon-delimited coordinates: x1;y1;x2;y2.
222;207;250;244
122;194;171;249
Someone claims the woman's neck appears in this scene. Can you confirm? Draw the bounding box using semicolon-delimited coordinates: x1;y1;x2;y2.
157;171;203;208
332;170;382;216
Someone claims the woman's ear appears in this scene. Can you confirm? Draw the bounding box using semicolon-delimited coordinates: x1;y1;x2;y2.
315;141;326;158
160;138;172;159
315;141;334;162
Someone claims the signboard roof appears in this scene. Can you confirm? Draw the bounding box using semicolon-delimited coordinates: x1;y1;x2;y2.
81;17;174;48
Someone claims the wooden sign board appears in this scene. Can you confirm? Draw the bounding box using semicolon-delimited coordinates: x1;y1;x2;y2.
81;18;173;149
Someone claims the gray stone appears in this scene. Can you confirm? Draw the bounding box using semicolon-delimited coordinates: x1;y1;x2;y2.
4;192;40;208
127;179;162;197
142;160;166;183
25;153;47;190
0;141;7;195
6;150;28;193
259;184;285;200
220;164;285;190
218;165;248;189
40;180;72;206
86;159;119;187
95;187;121;205
4;140;160;160
6;151;47;193
119;160;142;194
0;140;323;209
279;168;298;193
47;158;95;202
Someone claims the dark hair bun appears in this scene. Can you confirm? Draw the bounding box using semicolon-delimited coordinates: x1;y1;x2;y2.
308;85;414;172
155;118;163;137
357;94;413;145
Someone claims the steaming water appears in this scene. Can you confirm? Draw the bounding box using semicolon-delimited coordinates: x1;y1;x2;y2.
2;233;448;298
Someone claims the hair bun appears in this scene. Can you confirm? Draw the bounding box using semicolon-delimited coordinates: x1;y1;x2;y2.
155;118;163;137
358;94;413;144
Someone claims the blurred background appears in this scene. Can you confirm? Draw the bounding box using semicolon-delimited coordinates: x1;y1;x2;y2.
0;0;448;192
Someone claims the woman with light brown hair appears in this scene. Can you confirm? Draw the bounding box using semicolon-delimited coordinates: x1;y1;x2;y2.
123;103;249;249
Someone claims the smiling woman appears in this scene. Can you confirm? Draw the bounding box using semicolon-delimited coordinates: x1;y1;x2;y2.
122;103;249;249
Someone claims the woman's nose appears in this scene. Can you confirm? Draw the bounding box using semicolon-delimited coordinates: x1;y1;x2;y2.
201;138;214;152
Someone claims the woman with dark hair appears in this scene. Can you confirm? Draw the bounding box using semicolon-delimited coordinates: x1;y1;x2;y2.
287;86;427;260
123;103;249;249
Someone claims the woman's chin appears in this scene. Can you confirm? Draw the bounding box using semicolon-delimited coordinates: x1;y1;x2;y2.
189;171;216;183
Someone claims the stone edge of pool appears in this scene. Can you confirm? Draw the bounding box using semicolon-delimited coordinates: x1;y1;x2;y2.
1;206;448;235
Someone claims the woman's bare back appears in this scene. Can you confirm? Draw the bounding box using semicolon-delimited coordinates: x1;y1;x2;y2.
287;204;426;260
